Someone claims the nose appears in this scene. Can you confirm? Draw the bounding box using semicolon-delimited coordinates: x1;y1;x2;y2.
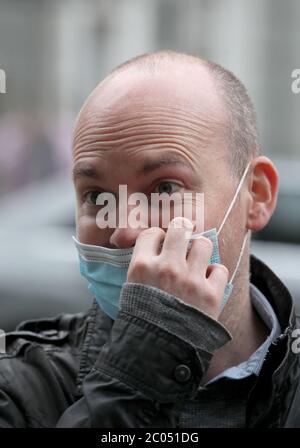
108;201;148;248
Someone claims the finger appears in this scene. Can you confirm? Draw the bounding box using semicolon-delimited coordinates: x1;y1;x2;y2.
206;263;229;298
161;217;194;261
131;227;165;262
186;236;214;274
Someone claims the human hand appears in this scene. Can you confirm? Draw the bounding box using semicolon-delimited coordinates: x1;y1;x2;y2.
127;217;229;320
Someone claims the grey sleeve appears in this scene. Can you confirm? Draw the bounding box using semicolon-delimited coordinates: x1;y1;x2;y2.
119;282;232;356
57;282;232;427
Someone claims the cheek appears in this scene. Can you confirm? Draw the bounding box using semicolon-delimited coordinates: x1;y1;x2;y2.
76;213;111;245
218;234;238;282
203;195;223;231
217;206;247;276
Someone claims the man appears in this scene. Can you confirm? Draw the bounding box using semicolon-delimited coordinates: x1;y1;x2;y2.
0;50;299;428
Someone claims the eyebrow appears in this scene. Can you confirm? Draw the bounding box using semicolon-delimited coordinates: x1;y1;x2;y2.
72;165;101;182
72;154;194;182
137;156;193;174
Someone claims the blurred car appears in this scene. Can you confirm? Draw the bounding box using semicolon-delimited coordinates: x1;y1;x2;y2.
0;173;93;331
0;159;299;331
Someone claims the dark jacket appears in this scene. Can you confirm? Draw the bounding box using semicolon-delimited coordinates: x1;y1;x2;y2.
0;255;299;428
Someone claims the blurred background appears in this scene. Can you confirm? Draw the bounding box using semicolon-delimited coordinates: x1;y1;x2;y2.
0;0;299;330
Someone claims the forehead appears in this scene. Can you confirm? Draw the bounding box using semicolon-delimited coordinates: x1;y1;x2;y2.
72;65;228;170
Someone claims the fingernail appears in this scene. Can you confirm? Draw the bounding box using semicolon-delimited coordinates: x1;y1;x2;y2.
169;217;194;230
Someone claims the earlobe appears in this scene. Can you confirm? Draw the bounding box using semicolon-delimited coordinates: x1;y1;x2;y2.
246;156;279;232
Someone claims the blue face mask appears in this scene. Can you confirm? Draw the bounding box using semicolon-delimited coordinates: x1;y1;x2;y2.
73;163;250;320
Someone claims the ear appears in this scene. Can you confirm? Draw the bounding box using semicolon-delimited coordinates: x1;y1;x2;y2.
246;156;279;232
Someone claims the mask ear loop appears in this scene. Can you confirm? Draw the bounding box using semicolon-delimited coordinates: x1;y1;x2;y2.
229;230;250;283
217;162;251;237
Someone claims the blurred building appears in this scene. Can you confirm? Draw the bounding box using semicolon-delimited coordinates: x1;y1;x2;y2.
0;0;300;197
0;0;300;328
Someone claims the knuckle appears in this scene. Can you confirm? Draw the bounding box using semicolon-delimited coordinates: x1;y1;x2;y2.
185;278;201;297
129;258;149;276
203;284;220;306
205;285;218;302
158;261;180;281
140;226;164;238
215;264;229;280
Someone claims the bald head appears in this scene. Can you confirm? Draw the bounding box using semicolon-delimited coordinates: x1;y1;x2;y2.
74;50;260;176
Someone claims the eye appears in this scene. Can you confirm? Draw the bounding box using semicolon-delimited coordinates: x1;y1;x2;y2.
153;181;182;195
85;191;102;205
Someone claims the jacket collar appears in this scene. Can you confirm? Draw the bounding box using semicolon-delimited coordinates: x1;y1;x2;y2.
247;255;299;426
250;255;296;333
